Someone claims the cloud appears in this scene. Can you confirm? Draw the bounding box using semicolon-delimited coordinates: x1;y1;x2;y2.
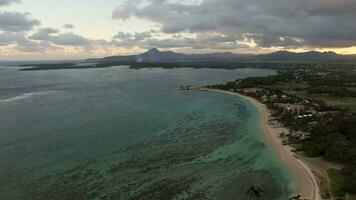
0;11;40;32
0;31;55;52
112;0;356;48
0;0;20;6
112;0;140;20
0;31;25;46
50;33;91;46
247;34;304;48
30;27;59;40
143;38;247;49
30;28;109;47
114;31;152;42
114;30;248;49
16;40;54;53
0;27;109;53
63;24;75;29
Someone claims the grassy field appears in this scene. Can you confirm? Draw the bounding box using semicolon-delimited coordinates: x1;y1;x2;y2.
317;172;331;199
270;82;356;113
327;168;356;200
328;169;347;198
346;193;356;200
321;97;356;112
269;81;309;91
347;87;356;93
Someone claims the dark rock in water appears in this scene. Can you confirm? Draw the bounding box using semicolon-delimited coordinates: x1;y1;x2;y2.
179;85;193;91
211;170;290;200
288;195;303;200
246;186;264;198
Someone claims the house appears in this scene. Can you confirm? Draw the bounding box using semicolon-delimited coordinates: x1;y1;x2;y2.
275;103;305;113
268;120;283;128
243;88;263;94
261;95;268;102
290;131;310;140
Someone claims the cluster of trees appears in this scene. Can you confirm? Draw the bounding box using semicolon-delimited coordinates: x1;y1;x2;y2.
307;86;356;97
302;114;356;193
209;67;356;193
302;68;356;97
342;165;356;193
209;72;293;90
302;115;356;161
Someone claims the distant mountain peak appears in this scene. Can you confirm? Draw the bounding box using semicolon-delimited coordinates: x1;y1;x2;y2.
147;48;160;54
256;50;343;61
141;48;165;58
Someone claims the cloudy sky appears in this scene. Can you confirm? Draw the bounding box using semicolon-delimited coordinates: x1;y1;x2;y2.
1;0;356;60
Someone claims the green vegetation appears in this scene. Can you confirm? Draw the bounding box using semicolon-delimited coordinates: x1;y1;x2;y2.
347;87;356;93
317;173;331;199
327;168;356;199
347;193;356;200
328;169;348;198
208;62;356;196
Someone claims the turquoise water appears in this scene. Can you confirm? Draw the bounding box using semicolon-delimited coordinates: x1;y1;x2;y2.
0;65;295;199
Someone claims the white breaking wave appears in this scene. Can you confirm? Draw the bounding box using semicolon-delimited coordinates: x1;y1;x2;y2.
0;91;54;103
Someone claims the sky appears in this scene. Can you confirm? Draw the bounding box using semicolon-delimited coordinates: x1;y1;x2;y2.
1;0;356;60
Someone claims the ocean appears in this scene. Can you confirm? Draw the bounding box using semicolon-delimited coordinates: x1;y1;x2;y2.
0;65;295;200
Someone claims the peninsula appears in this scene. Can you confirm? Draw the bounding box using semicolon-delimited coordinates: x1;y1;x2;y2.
206;64;356;200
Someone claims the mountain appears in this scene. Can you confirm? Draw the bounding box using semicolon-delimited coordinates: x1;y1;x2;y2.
103;48;249;62
103;48;184;62
254;51;342;61
101;48;356;63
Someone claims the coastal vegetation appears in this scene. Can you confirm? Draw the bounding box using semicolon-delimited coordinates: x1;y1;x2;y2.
208;63;356;199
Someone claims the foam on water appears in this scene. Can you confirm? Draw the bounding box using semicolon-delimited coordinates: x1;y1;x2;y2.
0;66;296;200
0;91;56;103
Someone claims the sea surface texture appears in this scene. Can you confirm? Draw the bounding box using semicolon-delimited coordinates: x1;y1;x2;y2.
0;65;294;200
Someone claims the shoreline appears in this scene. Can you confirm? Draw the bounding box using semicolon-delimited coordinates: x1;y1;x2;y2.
203;88;321;200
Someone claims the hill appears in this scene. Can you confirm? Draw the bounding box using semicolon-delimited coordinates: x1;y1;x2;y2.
101;48;356;63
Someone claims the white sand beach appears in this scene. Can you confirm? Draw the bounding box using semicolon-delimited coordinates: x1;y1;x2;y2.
204;88;322;200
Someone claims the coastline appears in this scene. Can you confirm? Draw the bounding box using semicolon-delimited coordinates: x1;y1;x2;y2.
203;88;321;200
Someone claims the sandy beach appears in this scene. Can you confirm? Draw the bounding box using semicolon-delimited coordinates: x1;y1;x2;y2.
204;88;321;200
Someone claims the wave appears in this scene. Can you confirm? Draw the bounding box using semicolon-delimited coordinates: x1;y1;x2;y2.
0;91;55;103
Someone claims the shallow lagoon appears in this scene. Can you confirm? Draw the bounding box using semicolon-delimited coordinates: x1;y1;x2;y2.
0;66;295;199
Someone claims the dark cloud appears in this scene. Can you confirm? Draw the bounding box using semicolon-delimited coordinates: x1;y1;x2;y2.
0;11;40;32
112;0;356;48
0;0;20;6
114;31;248;49
247;34;303;48
144;38;248;49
